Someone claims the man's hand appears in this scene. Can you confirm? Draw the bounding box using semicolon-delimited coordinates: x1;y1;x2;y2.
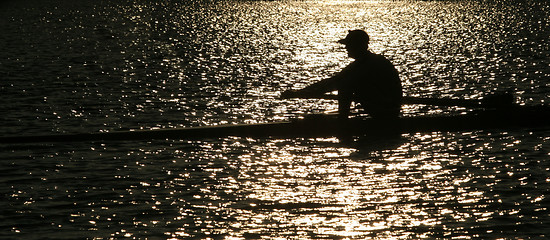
280;90;298;99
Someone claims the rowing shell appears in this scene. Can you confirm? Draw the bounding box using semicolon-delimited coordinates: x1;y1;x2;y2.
1;105;550;143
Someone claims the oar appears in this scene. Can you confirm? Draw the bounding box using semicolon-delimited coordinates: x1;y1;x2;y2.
403;94;515;108
284;93;514;108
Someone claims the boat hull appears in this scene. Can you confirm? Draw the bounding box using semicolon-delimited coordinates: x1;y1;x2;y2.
1;105;550;143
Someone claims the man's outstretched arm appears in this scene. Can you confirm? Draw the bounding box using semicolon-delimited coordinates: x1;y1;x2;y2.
281;72;345;99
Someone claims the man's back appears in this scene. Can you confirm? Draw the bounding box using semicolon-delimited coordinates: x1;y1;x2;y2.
338;52;402;119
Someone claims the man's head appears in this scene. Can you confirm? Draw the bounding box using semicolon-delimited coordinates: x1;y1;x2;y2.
338;30;370;59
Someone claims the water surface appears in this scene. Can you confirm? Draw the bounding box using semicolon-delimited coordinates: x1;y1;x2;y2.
1;0;550;239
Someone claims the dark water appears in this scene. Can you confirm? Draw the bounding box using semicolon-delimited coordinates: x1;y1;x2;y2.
1;0;550;239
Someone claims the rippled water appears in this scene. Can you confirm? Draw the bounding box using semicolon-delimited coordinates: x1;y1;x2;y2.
1;0;550;239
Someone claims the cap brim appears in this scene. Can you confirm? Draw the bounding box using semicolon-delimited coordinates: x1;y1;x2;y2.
337;39;347;44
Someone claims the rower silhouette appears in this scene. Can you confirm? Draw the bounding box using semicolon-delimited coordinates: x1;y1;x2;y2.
282;30;402;121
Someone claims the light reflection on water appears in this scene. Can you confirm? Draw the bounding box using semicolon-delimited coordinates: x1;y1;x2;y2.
1;0;550;239
3;131;549;238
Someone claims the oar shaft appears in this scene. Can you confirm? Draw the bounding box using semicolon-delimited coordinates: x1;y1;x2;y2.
292;94;512;108
402;96;481;107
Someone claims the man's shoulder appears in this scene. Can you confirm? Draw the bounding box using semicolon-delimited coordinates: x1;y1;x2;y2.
368;52;391;62
355;52;392;67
